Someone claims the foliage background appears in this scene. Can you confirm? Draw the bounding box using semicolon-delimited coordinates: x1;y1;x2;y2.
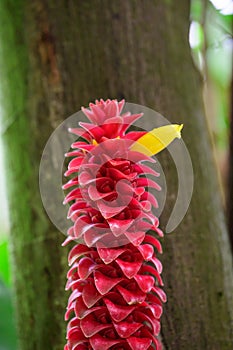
0;0;232;348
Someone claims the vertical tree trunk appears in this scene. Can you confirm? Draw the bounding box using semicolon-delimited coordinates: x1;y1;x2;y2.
0;1;69;349
0;1;232;350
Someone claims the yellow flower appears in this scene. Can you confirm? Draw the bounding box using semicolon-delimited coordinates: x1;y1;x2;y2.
130;124;183;156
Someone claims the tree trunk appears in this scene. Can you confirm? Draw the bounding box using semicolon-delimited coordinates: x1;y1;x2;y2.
0;1;232;350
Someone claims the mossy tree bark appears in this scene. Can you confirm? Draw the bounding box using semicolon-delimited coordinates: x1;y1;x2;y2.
0;1;232;350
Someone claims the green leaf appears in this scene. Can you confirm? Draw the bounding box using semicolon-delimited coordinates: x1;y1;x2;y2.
0;240;11;286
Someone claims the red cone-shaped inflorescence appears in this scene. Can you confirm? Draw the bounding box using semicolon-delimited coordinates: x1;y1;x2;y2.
63;99;167;350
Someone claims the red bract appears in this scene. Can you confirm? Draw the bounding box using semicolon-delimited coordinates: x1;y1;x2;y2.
63;99;166;350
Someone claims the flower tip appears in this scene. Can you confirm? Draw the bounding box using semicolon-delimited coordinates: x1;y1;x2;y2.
175;124;183;138
131;123;184;156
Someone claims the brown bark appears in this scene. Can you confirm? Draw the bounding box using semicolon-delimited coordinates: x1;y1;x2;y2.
0;1;232;349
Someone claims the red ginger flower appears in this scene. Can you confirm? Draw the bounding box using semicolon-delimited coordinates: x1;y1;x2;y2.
63;99;182;350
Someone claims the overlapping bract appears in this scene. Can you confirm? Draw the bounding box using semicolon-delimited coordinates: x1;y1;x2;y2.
63;99;166;350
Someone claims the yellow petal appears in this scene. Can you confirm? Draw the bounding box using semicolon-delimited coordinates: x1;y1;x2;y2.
130;124;183;156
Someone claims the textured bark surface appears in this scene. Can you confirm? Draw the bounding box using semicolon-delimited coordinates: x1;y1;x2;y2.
0;1;232;350
0;1;68;349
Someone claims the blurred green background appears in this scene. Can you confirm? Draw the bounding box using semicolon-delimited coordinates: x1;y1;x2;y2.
0;0;232;349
